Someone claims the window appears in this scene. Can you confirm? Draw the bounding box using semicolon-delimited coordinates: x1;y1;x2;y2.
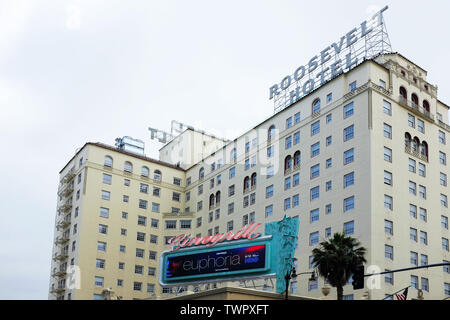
98;224;108;234
383;100;391;115
409;181;417;195
446;283;450;297
411;276;419;289
344;102;354;118
385;270;393;285
228;202;234;214
293;194;299;208
294;112;301;124
152;202;160;213
102;173;112;185
326;158;332;169
325;227;332;238
384;171;393;186
311;142;320;157
284;198;291;211
310;186;319;201
408;114;415;128
310;164;320;179
180;220;191;229
421;254;428;267
308;232;319;246
410;252;418;266
227;221;234;232
442;216;449;230
419;208;427;222
267;145;274;158
385;245;393;260
443;238;450;251
293;131;300;145
96;259;105;269
344;196;355;212
95;276;104;287
384;195;393;211
384;147;392;162
410;228;417;242
440;173;447;186
267;165;274;178
139;199;148;210
325;204;332;214
344;221;354;235
418;185;426;199
420;231;428;245
385;220;393;235
133;282;142;291
173;177;182;186
421;278;429;292
293;173;300;186
326;136;332;146
349;81;357;91
344;125;354;141
310;209;319;223
101;190;110;200
121;212;128;219
286;117;293;129
141;166;149;177
229;167;236;179
312;99;321;114
439;130;447;144
100;207;109;218
418;163;426;177
344;149;354;165
383;123;392;139
440;151;447;165
137;216;147;226
326;181;332;191
266;185;274;198
285;177;291;190
154;170;162;182
104;156;113;167
311;121;320;136
136;232;145;242
265;205;273;218
441;194;448;208
417;119;425;133
136;248;144;258
97;241;106;252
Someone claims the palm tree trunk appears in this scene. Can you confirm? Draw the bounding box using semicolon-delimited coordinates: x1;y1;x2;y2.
337;285;344;300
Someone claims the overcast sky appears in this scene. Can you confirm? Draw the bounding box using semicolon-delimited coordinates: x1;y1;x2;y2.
0;0;449;300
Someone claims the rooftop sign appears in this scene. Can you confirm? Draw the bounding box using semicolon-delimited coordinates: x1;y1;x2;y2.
269;6;391;113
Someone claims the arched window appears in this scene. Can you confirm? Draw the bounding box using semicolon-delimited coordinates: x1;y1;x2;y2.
285;155;293;171
312;98;321;114
215;191;221;204
412;137;420;152
154;170;162;182
400;86;407;100
420;141;428;158
423;100;430;112
411;93;419;106
405;133;412;148
268;125;276;141
243;176;250;192
199;167;205;179
141;166;149;177
294;151;301;167
209;194;215;208
124;161;133;173
104;156;113;167
251;173;257;187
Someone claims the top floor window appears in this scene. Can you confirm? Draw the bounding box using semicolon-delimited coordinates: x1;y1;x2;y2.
141;166;149;177
124;161;133;173
268;125;276;141
312;99;321;114
104;156;113;167
199;167;205;179
154;170;162;182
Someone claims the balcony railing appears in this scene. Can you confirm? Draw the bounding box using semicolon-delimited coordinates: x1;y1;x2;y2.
58;202;72;214
405;146;428;163
55;236;70;245
398;96;434;122
58;186;74;198
61;168;76;184
53;252;69;261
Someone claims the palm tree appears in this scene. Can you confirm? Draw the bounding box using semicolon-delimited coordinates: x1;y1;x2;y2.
311;233;367;300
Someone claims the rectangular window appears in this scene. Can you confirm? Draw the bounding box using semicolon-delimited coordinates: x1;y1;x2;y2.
326;113;332;124
284;198;291;211
411;251;418;266
100;207;109;218
419;208;427;222
310;186;320;201
311;142;320;157
384;147;392;162
420;231;428;245
384;171;393;186
327;93;333;103
285;177;291;190
267;146;274;158
309;232;319;246
409;181;417;195
385;245;393;260
285;136;292;149
344;196;355;212
137;216;147;226
326;158;332;169
418;163;426;177
344;221;354;235
384;195;393;211
310;209;319;223
441;194;448;208
440;173;447;186
440;152;447;165
421;278;429;292
139;199;148;210
97;241;106;252
140;183;149;194
443;238;450;251
418;185;426;199
286;117;293;129
408;114;415;128
383;123;392;139
439;130;447;144
294;112;301;124
311;121;320;136
294;131;300;145
293;173;300;186
229;167;236;179
344;102;354;118
265;205;273;218
385;270;394;285
266;185;274;198
310;164;320;179
95;276;104;287
344;125;354;141
344;149;354;165
417;119;425;133
383;100;391;115
410;228;418;242
102;174;112;185
152;202;160;213
101;190;110;200
349;81;357;91
385;220;393;235
411;276;419;289
442;216;449;230
293;194;300;208
409;158;416;173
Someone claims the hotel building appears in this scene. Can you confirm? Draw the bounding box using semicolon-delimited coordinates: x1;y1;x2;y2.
49;52;450;300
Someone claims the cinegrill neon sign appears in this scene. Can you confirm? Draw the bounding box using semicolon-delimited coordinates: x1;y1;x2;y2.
269;6;389;113
167;222;262;251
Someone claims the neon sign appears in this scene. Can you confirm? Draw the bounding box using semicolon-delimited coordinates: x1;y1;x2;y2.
167;222;262;251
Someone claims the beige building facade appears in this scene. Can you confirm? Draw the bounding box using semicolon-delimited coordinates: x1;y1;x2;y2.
49;53;450;300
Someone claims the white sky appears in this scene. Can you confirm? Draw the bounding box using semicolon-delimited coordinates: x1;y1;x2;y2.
0;0;449;299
